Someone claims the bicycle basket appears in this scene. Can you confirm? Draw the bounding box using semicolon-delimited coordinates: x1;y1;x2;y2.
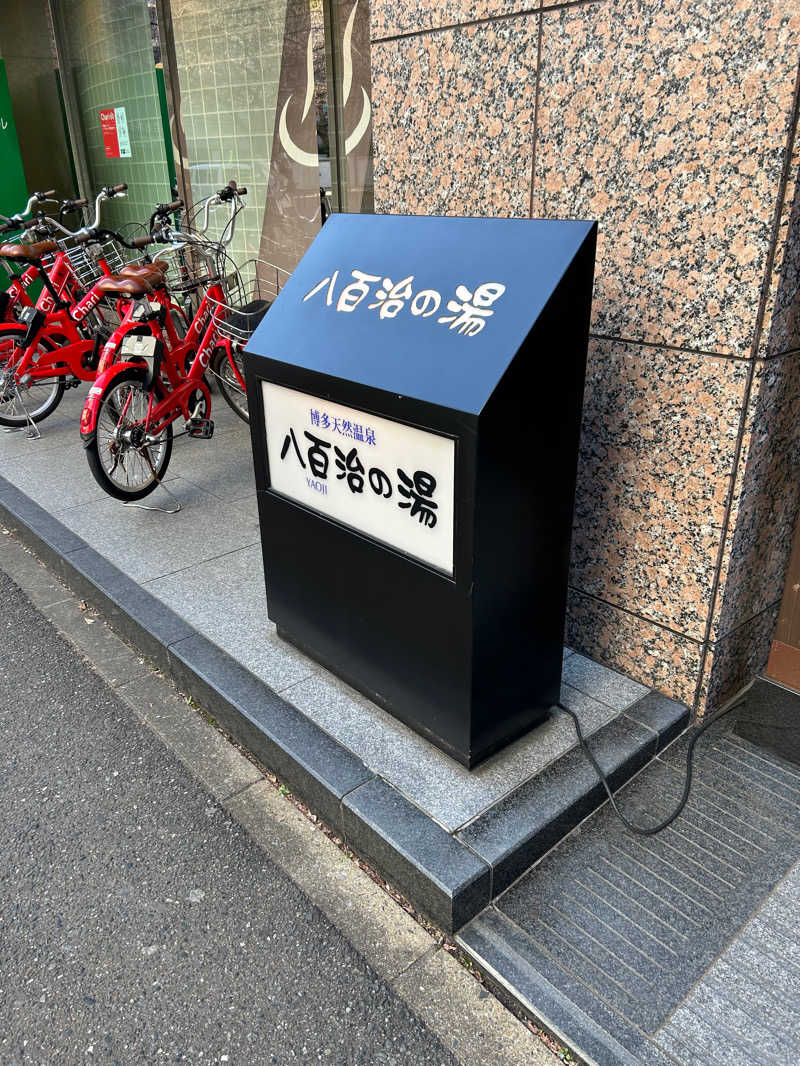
210;298;271;343
50;235;127;287
207;258;289;344
153;241;215;294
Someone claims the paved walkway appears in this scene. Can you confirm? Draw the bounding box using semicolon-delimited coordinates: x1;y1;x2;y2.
0;557;553;1066
11;386;798;1066
460;685;800;1066
0;388;654;836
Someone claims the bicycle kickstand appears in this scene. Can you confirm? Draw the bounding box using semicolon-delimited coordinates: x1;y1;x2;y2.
2;385;41;441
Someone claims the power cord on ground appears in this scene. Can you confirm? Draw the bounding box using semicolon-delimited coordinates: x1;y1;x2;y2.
557;696;747;837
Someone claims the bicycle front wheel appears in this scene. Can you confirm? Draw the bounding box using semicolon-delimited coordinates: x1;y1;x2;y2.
0;327;65;428
85;368;173;501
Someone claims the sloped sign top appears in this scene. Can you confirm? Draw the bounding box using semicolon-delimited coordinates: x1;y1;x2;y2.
247;214;596;415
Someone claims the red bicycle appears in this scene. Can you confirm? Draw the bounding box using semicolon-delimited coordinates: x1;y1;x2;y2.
0;190;60;321
0;187;182;431
80;182;276;500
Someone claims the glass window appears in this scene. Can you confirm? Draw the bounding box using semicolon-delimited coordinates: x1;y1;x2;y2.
165;0;374;277
57;0;173;230
0;0;77;204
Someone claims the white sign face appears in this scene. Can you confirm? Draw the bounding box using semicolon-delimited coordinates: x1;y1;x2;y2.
262;381;456;575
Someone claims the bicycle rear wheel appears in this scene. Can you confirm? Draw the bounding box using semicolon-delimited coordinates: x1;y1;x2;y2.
0;327;64;428
85;368;173;501
211;344;249;423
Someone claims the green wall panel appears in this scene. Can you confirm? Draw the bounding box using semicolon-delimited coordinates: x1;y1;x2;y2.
0;58;29;217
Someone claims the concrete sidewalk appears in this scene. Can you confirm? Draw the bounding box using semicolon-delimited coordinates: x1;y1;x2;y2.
0;388;686;933
6;397;799;1066
0;534;555;1066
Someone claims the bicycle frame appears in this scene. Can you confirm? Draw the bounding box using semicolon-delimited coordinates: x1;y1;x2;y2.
7;276;139;385
1;263;37;318
0;239;115;324
81;280;236;438
34;252;86;314
0;249;88;320
80;184;251;445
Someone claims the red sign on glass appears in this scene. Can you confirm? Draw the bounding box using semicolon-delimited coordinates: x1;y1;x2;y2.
100;109;120;158
99;107;131;158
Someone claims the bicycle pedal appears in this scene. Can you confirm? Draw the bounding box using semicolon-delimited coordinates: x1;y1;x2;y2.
186;417;214;439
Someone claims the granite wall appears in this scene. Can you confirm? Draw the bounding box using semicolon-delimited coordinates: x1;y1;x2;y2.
369;0;800;713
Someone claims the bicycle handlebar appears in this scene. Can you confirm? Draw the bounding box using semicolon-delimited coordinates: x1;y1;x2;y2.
148;198;183;232
6;213;57;237
218;180;247;202
0;189;59;227
83;181;126;233
74;225;152;252
59;197;89;224
190;183;246;240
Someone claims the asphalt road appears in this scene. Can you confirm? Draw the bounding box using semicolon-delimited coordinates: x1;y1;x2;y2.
0;568;458;1066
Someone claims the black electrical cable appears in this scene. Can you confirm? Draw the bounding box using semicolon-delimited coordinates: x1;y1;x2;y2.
556;696;746;837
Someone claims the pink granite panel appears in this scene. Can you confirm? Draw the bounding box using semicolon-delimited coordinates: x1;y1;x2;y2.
533;1;800;356
566;588;702;706
371;0;538;42
570;337;749;640
759;155;800;360
710;352;800;642
698;603;780;714
371;18;538;217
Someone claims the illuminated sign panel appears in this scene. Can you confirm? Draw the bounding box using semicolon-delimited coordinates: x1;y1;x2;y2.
263;381;456;575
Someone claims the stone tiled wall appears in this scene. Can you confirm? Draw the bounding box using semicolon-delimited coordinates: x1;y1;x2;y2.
370;0;800;712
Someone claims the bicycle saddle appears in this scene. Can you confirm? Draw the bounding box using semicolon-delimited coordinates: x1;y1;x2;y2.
0;240;58;261
94;275;154;297
119;261;168;283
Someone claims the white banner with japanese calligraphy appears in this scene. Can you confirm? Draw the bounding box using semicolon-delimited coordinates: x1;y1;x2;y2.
262;382;456;575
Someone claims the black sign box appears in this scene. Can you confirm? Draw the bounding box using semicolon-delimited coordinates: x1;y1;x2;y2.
244;214;596;768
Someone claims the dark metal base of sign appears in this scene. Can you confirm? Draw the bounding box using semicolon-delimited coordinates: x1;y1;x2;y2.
256;418;567;768
275;621;551;769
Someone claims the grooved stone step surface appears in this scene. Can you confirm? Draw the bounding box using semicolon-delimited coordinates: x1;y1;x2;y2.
459;695;800;1066
734;677;800;767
